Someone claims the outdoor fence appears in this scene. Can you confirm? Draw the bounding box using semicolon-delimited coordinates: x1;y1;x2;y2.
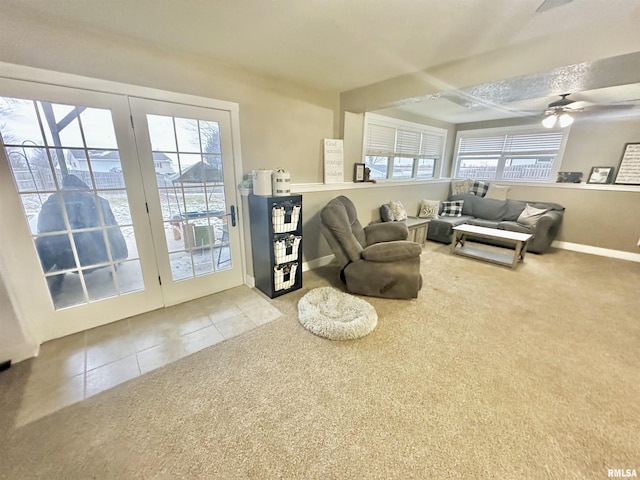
13;169;224;193
458;164;551;181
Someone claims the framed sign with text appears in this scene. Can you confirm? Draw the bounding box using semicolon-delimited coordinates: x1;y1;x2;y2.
323;139;344;184
615;143;640;185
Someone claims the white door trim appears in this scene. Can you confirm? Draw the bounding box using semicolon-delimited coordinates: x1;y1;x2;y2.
0;63;247;341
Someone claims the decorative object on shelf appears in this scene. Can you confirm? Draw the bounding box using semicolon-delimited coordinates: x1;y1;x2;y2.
238;174;253;196
363;167;376;183
615;143;640;185
556;171;583;183
271;168;291;196
587;166;615;184
249;194;302;298
252;169;273;196
297;287;378;341
353;163;365;182
323;139;344;184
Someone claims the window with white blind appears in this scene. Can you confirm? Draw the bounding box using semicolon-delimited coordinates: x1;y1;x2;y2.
453;126;568;182
363;113;447;181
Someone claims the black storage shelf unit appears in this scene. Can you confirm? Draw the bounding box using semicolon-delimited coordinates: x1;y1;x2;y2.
248;194;302;298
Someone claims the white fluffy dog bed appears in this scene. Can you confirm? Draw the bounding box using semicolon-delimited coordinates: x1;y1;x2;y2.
297;287;377;340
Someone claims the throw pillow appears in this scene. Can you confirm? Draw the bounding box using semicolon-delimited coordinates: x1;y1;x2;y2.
470;180;489;197
450;179;472;196
517;203;548;226
389;200;407;221
418;199;440;219
379;204;395;222
485;184;510;201
440;200;464;217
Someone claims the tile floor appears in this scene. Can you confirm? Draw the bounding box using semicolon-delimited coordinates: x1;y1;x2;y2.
11;285;282;427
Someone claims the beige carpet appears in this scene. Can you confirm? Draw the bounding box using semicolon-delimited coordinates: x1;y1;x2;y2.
1;242;639;479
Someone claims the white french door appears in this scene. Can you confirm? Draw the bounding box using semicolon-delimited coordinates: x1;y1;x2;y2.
129;97;243;306
0;78;244;341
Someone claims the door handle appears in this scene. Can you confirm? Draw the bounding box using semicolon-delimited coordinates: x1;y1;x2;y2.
229;205;236;227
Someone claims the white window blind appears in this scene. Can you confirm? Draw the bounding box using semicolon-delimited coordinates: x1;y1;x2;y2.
363;114;447;181
421;134;444;158
458;136;505;154
455;128;567;182
396;129;422;155
503;132;563;152
366;124;396;155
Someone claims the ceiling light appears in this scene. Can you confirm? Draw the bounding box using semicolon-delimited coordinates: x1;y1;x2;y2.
558;113;574;127
541;114;557;128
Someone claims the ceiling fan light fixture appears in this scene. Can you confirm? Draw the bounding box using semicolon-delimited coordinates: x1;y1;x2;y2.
558;112;574;127
541;114;557;128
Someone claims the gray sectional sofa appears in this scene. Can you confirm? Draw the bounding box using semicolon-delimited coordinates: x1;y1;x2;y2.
427;193;565;253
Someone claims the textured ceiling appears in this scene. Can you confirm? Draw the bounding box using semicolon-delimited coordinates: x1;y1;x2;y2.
386;53;640;123
2;0;640;123
1;0;638;92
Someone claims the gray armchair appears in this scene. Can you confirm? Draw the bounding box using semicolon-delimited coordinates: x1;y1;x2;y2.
320;196;423;299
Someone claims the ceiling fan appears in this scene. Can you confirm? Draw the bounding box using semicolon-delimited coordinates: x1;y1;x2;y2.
540;93;637;128
541;94;580;128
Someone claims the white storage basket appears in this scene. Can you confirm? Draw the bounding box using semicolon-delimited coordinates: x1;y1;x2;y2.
273;234;301;265
272;204;301;233
274;262;298;292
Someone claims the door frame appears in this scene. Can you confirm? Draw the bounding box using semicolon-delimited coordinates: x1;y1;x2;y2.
0;63;248;342
129;96;245;306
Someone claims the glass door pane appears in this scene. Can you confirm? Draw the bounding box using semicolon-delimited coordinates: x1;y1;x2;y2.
147;114;231;281
0;97;145;310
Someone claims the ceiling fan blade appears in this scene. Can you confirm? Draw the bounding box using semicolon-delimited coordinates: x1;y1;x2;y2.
582;103;638;111
563;100;589;110
536;0;574;13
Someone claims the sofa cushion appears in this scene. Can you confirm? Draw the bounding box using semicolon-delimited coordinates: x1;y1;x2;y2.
527;201;565;212
389;200;408;221
379;204;394;222
503;200;527;221
441;200;464;217
498;221;534;234
431;215;474;226
320;201;364;263
471;197;508;221
418;199;440;219
468;218;500;229
451;179;472;195
470;180;489;197
448;193;476;216
517;204;549;226
362;240;422;262
365;221;408;245
485;184;510;200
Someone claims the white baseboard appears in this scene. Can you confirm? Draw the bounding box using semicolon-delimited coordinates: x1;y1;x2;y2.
552;241;640;263
302;254;336;272
4;342;39;365
244;275;255;287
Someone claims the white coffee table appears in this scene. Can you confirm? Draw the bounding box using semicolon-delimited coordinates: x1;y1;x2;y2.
451;224;533;269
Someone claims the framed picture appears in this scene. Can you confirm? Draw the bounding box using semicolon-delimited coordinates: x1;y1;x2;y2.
556;171;583;183
587;166;615;184
353;163;365;182
615;143;640;185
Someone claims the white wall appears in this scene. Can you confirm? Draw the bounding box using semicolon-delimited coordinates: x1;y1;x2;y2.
0;255;38;363
0;13;340;360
